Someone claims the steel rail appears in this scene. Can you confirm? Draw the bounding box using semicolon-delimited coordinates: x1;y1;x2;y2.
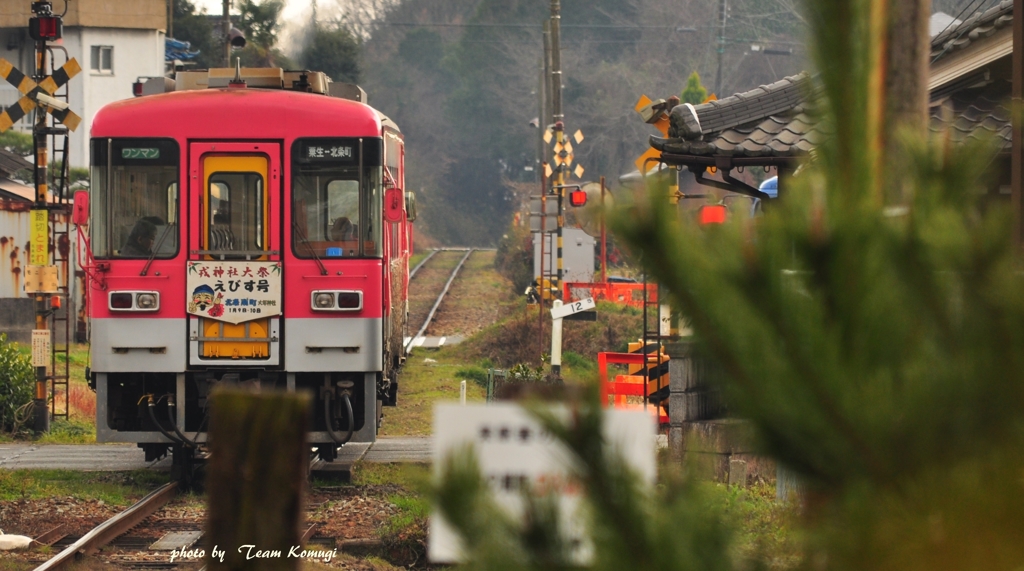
33;481;179;571
408;249;438;280
405;249;474;352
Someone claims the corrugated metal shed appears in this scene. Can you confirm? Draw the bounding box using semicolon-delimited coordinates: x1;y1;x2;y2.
0;203;32;298
0;190;83;343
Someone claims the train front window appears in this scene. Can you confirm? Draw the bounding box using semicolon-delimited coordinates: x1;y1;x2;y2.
292;137;383;259
90;138;180;259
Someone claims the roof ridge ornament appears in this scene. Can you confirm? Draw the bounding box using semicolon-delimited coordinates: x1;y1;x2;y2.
680;103;702;139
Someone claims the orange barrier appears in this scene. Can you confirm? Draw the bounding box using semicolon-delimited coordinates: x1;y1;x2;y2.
597;352;669;424
563;282;657;309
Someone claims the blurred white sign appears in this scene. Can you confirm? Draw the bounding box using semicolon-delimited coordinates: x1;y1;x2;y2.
429;402;655;563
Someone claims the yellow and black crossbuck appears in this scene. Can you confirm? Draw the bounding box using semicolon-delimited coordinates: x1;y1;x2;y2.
0;57;81;133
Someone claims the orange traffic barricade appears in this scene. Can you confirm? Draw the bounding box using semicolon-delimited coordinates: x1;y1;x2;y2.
597;351;669;424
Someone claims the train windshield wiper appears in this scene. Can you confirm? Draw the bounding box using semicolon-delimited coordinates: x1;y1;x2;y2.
291;219;327;275
140;222;175;276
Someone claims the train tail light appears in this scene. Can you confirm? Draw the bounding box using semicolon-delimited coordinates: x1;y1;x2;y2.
110;293;133;309
336;292;362;310
698;204;727;225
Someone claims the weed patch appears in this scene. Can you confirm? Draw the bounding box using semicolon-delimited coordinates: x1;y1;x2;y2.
378;492;429;565
454;366;488;388
68;384;97;420
0;470;168;504
35;417;95;444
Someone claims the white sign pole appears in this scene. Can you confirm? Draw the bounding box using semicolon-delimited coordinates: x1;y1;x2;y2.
460;380;467;405
550;300;563;375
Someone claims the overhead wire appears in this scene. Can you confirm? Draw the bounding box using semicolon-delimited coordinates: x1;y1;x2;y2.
931;0;998;63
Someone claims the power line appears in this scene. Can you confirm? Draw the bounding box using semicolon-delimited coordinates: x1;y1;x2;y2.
375;21;704;31
931;0;992;63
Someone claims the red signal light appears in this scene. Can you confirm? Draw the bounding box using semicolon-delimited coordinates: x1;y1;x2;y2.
698;204;727;225
569;190;587;207
29;16;62;41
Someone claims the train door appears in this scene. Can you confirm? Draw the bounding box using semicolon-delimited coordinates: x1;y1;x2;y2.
186;143;282;366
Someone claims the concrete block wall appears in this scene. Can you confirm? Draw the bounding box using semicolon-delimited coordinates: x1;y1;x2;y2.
0;297;34;343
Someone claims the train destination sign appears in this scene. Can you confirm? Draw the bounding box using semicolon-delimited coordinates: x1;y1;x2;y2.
186;261;282;324
305;144;353;160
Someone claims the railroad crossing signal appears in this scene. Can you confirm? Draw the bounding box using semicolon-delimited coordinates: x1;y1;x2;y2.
544;127;586;179
0;57;82;133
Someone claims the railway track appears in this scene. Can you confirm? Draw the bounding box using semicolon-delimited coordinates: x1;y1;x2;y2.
404;248;475;352
32;482;179;570
21;456;388;570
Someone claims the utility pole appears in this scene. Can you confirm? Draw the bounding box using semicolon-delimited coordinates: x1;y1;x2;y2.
167;0;173;38
714;0;727;96
539;21;551;361
223;0;231;67
31;1;50;434
549;0;564;289
1014;0;1023;247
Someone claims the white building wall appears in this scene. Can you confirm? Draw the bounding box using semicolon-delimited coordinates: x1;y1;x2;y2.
533;228;596;284
65;27;165;169
0;26;164;170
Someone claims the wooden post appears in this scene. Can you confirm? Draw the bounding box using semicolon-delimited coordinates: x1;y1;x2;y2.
1014;0;1023;247
205;390;310;570
881;0;931;203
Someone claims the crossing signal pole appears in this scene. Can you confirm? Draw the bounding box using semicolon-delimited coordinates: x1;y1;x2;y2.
32;1;51;433
0;1;82;433
549;0;565;290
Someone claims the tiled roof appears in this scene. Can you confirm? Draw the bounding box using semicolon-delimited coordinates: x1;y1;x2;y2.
930;80;1011;151
667;73;810;139
652;73;816;161
645;17;1017;166
653;107;821;158
930;0;1012;63
0;148;30;177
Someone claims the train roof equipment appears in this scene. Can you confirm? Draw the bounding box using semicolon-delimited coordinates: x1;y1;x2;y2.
99;67;397;140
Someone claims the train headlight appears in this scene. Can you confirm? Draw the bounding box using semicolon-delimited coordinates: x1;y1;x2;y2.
136;293;159;310
311;290;363;312
314;292;335;309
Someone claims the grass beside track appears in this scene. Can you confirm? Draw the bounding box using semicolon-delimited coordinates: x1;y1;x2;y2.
380;347;487;436
0;469;168;504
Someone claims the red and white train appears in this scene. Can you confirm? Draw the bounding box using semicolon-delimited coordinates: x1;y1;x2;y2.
76;68;413;474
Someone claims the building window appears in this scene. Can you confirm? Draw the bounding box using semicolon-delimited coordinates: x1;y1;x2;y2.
91;46;113;74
